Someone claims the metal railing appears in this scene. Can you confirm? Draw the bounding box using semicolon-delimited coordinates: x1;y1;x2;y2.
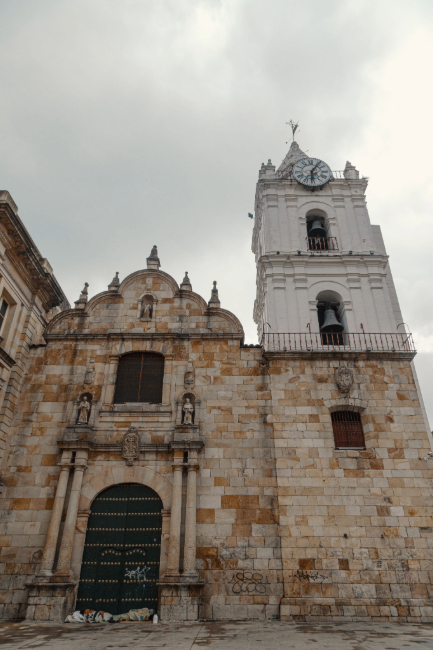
307;236;338;251
262;331;416;354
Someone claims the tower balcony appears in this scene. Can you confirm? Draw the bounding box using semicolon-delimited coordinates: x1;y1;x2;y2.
261;331;416;357
306;236;338;251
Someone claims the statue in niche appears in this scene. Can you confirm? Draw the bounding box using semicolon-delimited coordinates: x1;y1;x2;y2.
182;397;195;425
122;427;140;466
335;366;353;394
141;297;153;320
84;366;95;385
77;396;91;424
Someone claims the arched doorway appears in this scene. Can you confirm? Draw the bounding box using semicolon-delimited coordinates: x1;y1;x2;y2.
76;483;163;615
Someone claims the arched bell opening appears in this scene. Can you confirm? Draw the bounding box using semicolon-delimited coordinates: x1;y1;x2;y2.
316;290;348;346
306;210;331;251
75;483;163;616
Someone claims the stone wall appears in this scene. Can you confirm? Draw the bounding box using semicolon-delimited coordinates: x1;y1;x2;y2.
0;267;432;622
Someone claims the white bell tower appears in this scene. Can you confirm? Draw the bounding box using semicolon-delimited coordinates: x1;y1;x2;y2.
252;141;405;350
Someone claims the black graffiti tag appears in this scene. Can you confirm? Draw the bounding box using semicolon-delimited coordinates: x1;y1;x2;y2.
294;570;328;583
230;572;266;594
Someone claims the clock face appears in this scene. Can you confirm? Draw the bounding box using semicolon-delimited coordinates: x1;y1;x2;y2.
292;157;332;188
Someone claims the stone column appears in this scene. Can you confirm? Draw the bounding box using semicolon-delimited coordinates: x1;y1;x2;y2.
52;451;88;582
165;463;183;577
36;452;72;580
183;463;198;580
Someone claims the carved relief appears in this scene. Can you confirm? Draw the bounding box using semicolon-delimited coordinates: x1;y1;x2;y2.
84;366;95;385
122;427;140;465
184;359;195;388
335;366;353;394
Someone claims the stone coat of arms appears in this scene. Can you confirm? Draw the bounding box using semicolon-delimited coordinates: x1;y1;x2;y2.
122;427;140;466
335;366;353;394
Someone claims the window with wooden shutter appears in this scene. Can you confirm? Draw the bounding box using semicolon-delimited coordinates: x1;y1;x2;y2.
331;411;365;449
113;352;164;404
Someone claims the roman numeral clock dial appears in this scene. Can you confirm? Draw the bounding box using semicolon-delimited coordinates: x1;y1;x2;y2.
291;157;332;189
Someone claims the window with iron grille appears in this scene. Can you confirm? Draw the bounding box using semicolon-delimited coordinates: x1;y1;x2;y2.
113;352;164;404
331;410;365;449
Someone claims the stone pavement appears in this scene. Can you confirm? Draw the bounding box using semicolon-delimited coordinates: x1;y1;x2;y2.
1;620;433;649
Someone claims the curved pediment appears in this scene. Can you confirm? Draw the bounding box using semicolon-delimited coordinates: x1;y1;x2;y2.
45;268;244;337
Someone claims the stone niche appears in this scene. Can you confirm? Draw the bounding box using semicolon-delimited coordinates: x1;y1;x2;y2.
138;293;155;321
174;392;202;442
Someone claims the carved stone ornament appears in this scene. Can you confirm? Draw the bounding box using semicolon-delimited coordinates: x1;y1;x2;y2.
122;427;140;466
184;359;195;388
335;366;353;394
77;396;91;424
182;397;195;425
140;295;153;321
84;366;95;385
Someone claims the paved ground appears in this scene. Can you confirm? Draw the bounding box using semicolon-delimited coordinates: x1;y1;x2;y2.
1;620;433;649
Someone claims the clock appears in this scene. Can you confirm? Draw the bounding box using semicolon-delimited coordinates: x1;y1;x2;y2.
291;157;332;189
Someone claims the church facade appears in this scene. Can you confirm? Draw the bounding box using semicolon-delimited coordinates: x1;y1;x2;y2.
0;143;432;624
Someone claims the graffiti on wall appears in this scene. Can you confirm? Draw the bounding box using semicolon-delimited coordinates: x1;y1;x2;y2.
230;572;267;594
294;570;329;583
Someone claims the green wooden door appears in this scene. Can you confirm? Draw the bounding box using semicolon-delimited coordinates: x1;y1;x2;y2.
76;483;162;615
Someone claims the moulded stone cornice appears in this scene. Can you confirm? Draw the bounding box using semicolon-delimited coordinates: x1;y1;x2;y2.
204;307;244;335
0;196;68;310
174;289;207;312
119;269;179;295
263;350;416;361
45;331;244;342
44;309;88;335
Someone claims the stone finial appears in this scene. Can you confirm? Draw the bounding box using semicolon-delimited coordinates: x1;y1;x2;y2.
147;245;160;270
74;283;89;309
208;280;220;307
108;272;120;291
180;271;192;291
344;161;360;180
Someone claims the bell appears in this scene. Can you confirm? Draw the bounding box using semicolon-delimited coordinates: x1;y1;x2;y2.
321;308;344;332
309;219;327;238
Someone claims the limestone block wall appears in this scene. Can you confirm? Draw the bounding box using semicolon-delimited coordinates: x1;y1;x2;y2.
0;265;432;623
194;344;283;620
267;355;433;622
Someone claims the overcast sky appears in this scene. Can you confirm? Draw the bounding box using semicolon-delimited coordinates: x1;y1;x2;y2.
0;0;432;425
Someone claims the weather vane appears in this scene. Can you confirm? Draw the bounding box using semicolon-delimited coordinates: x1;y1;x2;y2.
286;120;299;143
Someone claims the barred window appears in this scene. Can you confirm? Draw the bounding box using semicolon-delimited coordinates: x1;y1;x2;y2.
113;352;164;404
331;411;365;449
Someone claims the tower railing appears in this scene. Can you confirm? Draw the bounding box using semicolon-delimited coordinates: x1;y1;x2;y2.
261;331;416;354
306;236;339;251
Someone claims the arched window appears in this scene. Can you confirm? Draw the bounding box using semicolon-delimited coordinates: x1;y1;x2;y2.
331;411;365;449
114;352;164;404
316;290;347;346
307;215;329;250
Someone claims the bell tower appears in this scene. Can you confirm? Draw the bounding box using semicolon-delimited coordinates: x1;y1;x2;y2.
252;141;405;350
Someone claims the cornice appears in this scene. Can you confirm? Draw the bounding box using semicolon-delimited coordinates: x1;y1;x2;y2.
44;331;244;342
264;350;415;361
0;199;69;311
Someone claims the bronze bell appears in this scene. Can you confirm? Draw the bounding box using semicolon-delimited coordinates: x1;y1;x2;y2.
321;307;344;332
309;219;327;238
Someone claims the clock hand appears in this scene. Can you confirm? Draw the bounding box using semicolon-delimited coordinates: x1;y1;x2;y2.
311;161;320;173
